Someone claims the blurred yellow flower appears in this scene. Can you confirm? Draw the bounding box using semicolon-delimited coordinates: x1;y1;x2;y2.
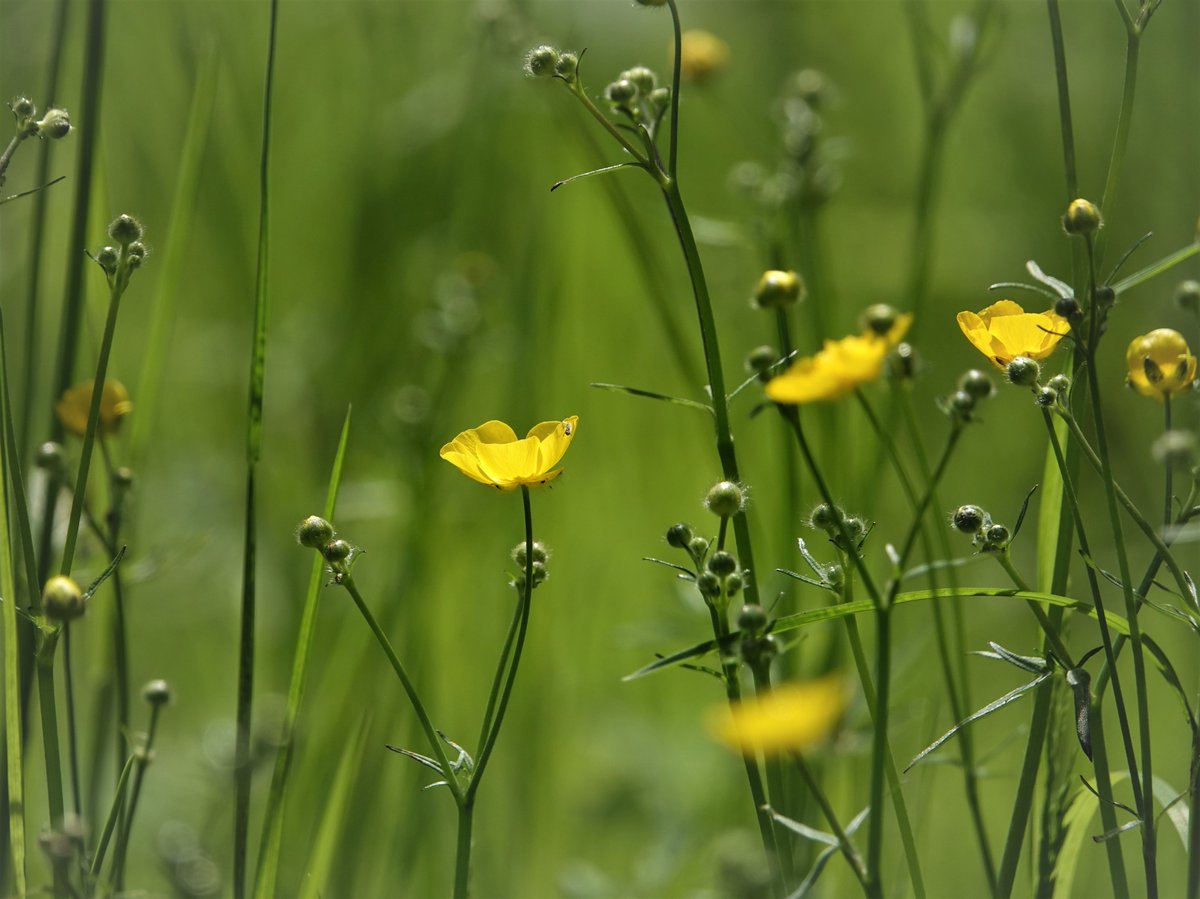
1126;329;1196;400
55;379;132;438
957;300;1068;369
765;313;911;404
708;676;848;757
678;30;730;82
440;416;579;491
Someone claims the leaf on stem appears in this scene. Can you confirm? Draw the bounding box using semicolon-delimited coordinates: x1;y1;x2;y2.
1025;260;1074;300
905;673;1052;772
590;382;713;415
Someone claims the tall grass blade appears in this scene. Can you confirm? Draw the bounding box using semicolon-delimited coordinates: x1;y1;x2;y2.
253;408;352;899
128;48;219;467
297;713;370;899
234;0;280;893
0;312;28;894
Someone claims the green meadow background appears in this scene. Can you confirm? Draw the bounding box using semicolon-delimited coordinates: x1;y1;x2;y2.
1;0;1198;895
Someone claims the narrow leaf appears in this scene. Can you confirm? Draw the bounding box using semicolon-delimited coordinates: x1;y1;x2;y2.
905;673;1051;772
988;280;1059;300
622;633;732;681
1025;260;1074;299
1112;240;1200;295
1011;484;1038;541
590;382;713;414
1066;667;1092;759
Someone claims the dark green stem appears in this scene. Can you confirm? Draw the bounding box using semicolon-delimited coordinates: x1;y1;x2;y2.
790;749;870;891
749;662;797;891
111;702;162;891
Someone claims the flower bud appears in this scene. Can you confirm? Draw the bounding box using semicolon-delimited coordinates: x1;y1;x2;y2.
952;504;986;535
605;79;638;105
1054;296;1081;321
737;603;768;634
704;481;746;519
553;52;579;83
511;540;549;568
113;466;135;490
622;67;657;94
745;345;778;380
42;575;85;622
707;551;738;577
322;539;352;564
687;536;710;561
297;516;335;549
10;97;35;119
648;87;671;110
36;108;71;140
984;523;1010;549
696;571;722;600
142;679;173;707
888;342;918;381
666;523;693;549
958;369;994;400
96;246;120;275
1175;279;1200;315
860;303;899;337
753;270;804;310
724;572;743;597
809;502;839;531
523;45;560;77
1047;373;1071;395
949;390;975;416
1062;198;1101;236
1006;356;1041;387
1035;385;1057;407
36;441;64;471
107;214;144;247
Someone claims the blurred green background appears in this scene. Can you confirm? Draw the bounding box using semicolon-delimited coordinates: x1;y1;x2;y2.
1;0;1199;895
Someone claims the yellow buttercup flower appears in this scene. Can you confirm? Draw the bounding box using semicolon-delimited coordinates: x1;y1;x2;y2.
55;379;133;438
765;313;912;404
957;300;1068;369
1126;329;1196;400
708;676;848;757
440;416;579;491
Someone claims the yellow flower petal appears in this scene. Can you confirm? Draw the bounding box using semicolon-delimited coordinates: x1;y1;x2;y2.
708;676;849;757
440;416;579;490
765;321;900;405
957;301;1067;369
55;379;133;438
1126;329;1197;400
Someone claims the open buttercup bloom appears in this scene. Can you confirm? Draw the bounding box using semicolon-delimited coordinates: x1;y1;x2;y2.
1126;329;1197;399
957;300;1068;369
440;416;579;490
707;676;848;757
55;379;133;438
765;313;912;404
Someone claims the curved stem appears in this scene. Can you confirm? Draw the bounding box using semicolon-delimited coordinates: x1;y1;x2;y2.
111;702;162;891
790;748;870;891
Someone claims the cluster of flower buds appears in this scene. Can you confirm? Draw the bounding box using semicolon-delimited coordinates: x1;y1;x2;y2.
735;602;777;670
523;45;580;85
296;515;361;581
8;96;71;141
603;66;670;127
808;501;869;554
941;368;996;422
665;522;744;607
511;540;550;592
951;504;1010;553
92;214;149;290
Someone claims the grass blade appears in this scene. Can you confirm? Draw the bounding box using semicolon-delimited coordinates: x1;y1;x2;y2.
297;713;371;899
253;408;352;899
0;314;27;894
234;0;280;893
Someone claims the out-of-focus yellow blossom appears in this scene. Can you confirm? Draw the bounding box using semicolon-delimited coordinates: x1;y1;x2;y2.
766;314;912;404
708;676;848;757
55;379;132;438
678;30;730;82
1126;329;1196;400
956;300;1068;369
440;417;579;491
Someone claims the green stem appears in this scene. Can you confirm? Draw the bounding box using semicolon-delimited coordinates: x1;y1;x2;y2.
1079;245;1156;897
1096;29;1140;263
111;702;162;891
62;624;82;836
36;638;66;898
749;663;797;891
864;605;891;899
341;575;460;804
993;553;1075;669
0;135;27;188
790;749;870;891
453;801;475;899
88;753;134;882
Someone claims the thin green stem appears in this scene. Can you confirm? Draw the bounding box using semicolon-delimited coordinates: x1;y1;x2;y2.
567;84;650;168
864;605;890;899
1079;240;1157;896
341;575;460;803
111;703;162;892
1162;397;1173;528
472;594;523;766
1096;30;1140;263
992;553;1075;669
749;663;797;891
62;624;82;833
36;637;66;898
453;801;475;899
789;749;869;891
1045;0;1078;199
88;753;133;882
